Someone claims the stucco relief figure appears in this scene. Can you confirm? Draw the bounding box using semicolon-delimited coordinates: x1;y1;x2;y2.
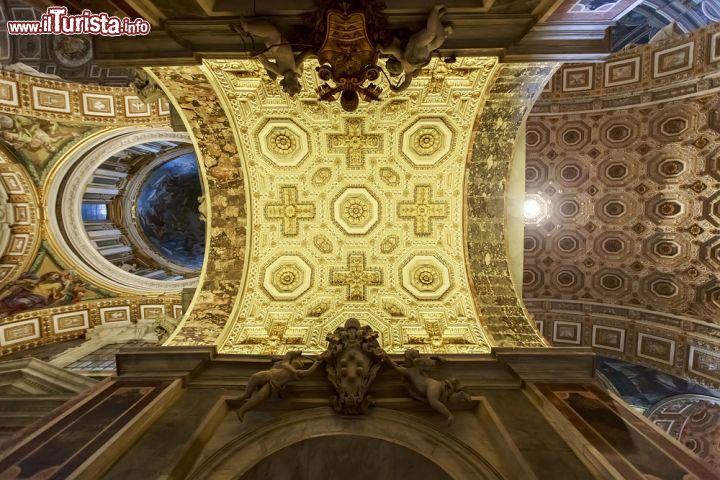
154;314;179;343
0;114;65;153
384;348;471;425
51;36;93;68
227;351;321;421
131;69;164;104
381;5;453;92
233;18;313;96
322;317;386;414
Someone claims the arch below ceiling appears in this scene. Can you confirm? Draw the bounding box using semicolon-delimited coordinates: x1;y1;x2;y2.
188;408;505;480
44;127;198;295
147;66;247;346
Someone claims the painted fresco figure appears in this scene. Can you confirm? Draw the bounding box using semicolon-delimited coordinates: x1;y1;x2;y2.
0;114;65;153
227;351;322;421
380;5;454;92
383;348;470;426
0;271;86;317
233;17;313;96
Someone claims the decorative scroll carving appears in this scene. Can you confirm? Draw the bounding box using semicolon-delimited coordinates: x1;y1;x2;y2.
321;317;385;414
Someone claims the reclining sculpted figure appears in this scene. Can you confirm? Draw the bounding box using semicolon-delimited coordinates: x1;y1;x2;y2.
227;351;321;421
383;348;471;425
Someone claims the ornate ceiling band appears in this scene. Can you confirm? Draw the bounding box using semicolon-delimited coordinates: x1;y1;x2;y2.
0;145;40;289
533;23;720;115
465;63;556;348
44;127;197;294
148;66;248;346
0;295;181;355
204;58;498;355
528;299;720;389
0;71;170;126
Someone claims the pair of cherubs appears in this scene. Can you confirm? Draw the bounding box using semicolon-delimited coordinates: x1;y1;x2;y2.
227;347;469;425
233;5;453;96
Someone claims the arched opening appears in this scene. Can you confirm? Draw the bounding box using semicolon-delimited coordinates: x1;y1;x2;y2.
240;435;452;480
189;408;504;480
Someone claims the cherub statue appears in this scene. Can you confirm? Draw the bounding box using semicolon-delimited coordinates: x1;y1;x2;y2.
233;17;313;96
380;5;454;92
383;348;470;426
227;351;322;421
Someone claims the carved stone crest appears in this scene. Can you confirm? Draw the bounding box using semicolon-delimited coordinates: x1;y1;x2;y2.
315;9;383;111
321;317;386;414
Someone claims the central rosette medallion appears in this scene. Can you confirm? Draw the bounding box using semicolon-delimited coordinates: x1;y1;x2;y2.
333;187;380;234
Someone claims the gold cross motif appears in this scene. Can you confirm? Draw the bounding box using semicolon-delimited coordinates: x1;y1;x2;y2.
265;186;315;236
330;253;383;301
397;185;448;236
328;118;383;169
253;321;305;354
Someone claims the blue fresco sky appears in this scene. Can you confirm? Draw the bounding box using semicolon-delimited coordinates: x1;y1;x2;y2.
136;153;205;270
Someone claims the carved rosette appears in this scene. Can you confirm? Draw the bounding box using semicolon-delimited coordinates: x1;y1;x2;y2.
401;255;451;300
322;318;386;414
400;118;453;166
263;255;313;300
332;187;380;235
258;120;309;166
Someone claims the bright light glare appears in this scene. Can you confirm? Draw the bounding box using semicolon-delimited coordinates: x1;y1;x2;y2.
523;198;542;220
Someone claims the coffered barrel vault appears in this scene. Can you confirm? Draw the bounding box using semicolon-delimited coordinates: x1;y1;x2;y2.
151;58;553;353
524;24;720;388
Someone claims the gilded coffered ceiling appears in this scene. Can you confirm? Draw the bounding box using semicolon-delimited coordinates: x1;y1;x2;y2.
210;58;495;355
151;58;553;354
